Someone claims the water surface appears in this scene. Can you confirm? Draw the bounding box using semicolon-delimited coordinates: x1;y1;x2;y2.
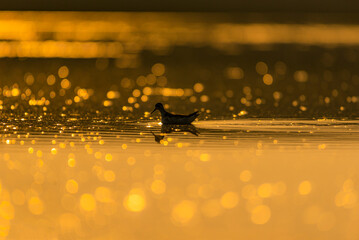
1;119;359;239
0;11;359;240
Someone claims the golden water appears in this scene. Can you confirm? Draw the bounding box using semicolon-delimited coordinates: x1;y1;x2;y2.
0;11;359;239
1;119;359;239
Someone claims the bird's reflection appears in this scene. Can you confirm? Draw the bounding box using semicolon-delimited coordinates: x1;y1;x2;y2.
161;124;199;136
152;124;199;143
151;131;165;144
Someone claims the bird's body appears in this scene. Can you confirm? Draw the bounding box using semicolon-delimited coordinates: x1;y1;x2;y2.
151;103;199;125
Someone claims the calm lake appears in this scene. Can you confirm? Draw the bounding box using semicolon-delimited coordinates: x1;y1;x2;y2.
0;11;359;240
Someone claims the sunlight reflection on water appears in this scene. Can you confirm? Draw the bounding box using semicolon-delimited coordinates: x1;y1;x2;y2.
0;119;359;239
0;11;359;239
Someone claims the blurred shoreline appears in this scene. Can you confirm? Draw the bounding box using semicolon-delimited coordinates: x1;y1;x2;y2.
0;11;358;119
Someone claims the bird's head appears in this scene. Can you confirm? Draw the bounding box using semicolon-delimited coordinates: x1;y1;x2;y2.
151;103;164;114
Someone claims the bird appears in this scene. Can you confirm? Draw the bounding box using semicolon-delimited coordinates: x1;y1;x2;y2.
151;103;199;125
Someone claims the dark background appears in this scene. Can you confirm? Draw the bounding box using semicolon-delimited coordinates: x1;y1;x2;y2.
1;0;358;12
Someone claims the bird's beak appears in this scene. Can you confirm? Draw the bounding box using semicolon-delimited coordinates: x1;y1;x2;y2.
151;108;157;114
